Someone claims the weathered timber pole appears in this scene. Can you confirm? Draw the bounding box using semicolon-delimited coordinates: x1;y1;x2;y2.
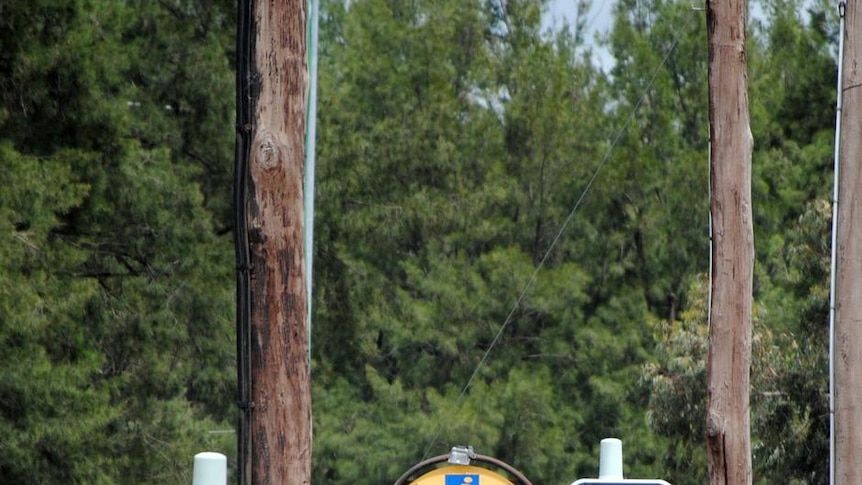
835;2;862;483
705;1;753;484
239;0;311;483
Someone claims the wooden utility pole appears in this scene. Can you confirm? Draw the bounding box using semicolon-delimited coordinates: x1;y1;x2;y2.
239;0;311;483
835;2;862;483
705;1;753;484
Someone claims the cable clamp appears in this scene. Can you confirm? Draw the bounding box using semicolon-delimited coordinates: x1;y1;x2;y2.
840;1;846;18
448;446;476;465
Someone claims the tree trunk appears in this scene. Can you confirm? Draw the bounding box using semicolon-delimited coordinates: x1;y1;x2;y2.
835;2;862;483
247;0;311;484
705;1;753;484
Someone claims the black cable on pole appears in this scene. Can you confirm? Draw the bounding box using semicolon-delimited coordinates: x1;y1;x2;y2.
234;0;254;483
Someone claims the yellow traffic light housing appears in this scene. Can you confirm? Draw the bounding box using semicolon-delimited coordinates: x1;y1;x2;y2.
393;446;532;485
410;464;514;485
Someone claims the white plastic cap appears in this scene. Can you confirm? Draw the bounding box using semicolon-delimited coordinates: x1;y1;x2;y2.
193;452;227;485
598;438;623;480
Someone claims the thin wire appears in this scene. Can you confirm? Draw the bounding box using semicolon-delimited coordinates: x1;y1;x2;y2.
421;6;699;459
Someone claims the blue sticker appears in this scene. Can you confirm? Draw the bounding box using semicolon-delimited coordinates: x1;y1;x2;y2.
445;474;480;485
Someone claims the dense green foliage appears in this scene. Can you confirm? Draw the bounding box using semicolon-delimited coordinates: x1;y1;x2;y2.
0;0;838;483
0;1;236;482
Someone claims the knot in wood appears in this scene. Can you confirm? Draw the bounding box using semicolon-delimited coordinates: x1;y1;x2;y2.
706;410;722;437
257;135;280;170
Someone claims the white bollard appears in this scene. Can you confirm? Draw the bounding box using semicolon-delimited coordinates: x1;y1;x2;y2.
598;438;624;480
192;452;227;485
571;438;672;485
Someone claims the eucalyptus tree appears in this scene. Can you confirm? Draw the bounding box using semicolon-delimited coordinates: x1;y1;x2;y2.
641;1;838;483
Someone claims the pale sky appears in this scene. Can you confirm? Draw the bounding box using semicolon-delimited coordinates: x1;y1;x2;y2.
546;0;615;35
544;0;617;69
543;1;776;71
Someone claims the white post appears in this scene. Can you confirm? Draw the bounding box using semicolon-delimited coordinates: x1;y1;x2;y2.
598;438;624;480
192;452;227;485
571;438;673;484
